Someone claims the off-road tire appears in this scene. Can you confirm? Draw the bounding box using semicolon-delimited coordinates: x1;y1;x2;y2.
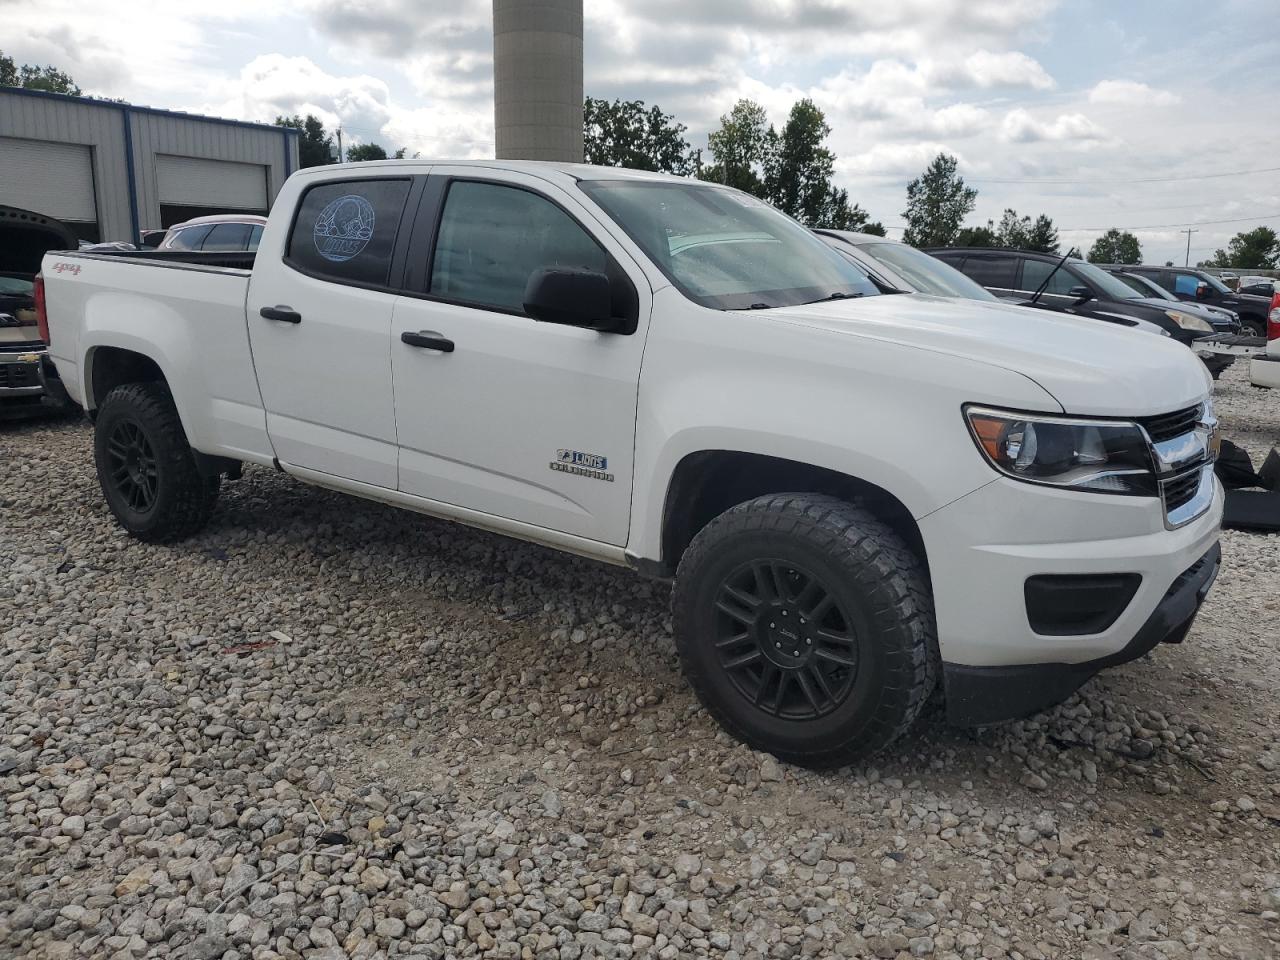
672;493;936;769
94;382;219;543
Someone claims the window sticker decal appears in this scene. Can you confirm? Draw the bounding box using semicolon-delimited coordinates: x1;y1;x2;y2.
313;194;376;262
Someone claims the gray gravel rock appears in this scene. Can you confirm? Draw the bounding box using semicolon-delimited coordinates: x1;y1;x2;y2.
0;363;1277;959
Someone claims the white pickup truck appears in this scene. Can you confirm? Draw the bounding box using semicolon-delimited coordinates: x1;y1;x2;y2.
40;160;1223;767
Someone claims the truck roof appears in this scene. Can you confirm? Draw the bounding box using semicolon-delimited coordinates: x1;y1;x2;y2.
290;158;698;186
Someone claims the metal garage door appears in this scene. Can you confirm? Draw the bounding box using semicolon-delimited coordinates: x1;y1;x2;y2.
0;137;97;223
156;155;268;210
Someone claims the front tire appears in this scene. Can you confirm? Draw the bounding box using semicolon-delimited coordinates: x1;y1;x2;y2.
94;382;219;543
673;494;936;769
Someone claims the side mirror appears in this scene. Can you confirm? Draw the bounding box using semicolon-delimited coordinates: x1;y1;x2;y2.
524;267;627;333
1068;285;1093;304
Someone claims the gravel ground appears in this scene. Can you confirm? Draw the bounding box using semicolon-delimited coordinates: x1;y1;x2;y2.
2;364;1278;960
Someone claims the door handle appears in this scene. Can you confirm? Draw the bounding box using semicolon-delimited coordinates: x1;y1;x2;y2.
401;330;454;353
259;305;302;324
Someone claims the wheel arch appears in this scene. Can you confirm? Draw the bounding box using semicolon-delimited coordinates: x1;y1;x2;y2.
652;450;929;581
85;344;167;414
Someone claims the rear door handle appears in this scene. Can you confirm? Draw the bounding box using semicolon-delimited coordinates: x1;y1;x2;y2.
401;330;454;353
259;305;301;324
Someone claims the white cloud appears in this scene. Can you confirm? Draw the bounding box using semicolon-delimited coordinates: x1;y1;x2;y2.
837;141;969;178
1088;80;1181;106
947;50;1055;89
1000;108;1106;143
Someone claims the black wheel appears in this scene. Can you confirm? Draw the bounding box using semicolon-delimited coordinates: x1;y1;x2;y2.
673;494;936;769
1244;316;1267;337
94;382;219;543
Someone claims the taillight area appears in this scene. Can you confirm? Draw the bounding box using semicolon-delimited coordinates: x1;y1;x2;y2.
1268;292;1280;342
34;273;50;345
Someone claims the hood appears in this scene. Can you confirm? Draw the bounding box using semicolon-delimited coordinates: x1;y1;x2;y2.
768;293;1210;417
1127;297;1232;327
0;205;78;276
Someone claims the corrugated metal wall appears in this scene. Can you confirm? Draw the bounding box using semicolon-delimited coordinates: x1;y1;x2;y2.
0;91;131;240
0;89;299;243
129;111;292;228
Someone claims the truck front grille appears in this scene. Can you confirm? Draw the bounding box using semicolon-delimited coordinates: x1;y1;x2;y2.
0;362;41;390
1139;401;1216;528
1161;468;1203;513
1138;405;1201;444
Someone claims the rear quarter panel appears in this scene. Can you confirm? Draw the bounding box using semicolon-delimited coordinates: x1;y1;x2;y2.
42;254;273;463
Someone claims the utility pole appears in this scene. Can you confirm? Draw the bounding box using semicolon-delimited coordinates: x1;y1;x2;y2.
1181;228;1198;267
337;127;344;164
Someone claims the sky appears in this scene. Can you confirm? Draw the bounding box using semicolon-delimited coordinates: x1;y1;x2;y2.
4;0;1279;265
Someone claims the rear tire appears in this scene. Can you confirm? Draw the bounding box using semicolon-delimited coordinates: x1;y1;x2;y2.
94;382;219;543
672;494;936;769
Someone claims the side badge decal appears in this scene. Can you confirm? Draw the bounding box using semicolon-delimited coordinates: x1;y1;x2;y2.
550;448;614;483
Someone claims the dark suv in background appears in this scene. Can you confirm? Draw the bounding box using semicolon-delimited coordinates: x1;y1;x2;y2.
1125;265;1272;335
928;247;1233;375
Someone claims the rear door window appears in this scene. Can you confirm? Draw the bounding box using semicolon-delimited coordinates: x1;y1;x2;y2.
286;179;412;288
203;223;253;251
247;224;263;251
960;254;1017;289
166;225;213;250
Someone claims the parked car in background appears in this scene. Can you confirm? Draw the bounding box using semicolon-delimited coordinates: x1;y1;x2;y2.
815;230;998;301
1218;272;1239;290
139;230;168;249
1127;265;1272;335
159;214;267;253
1238;276;1279;298
0;205;73;413
40;160;1223;766
927;247;1232;376
1104;269;1241;333
1251;291;1280;389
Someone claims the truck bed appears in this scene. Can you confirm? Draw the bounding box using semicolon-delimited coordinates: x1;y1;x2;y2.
71;248;257;273
42;247;269;463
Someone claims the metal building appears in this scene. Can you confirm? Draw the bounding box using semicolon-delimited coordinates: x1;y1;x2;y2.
0;88;299;244
492;0;584;163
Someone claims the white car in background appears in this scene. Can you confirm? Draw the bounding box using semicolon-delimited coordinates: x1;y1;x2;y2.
159;214;267;253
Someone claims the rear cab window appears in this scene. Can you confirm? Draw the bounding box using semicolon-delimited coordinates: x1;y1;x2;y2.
286;179;412;288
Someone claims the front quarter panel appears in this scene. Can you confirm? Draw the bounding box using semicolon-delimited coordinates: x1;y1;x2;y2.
627;287;1063;562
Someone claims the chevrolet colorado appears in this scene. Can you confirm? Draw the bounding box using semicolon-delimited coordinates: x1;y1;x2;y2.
40;161;1223;767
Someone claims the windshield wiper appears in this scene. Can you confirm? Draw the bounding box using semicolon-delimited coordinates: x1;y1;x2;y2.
803;291;865;304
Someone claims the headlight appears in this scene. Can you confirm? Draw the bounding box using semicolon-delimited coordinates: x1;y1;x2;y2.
1165;310;1213;333
965;407;1156;495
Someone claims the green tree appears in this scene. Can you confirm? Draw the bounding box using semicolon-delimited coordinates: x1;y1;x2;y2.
1087;228;1143;264
955;223;998;247
902;153;976;248
1204;226;1279;269
583;97;698;175
994;208;1030;248
763;99;844;228
346;142;388;162
1;50;82;94
703;99;775;195
274;114;333;168
1025;214;1060;254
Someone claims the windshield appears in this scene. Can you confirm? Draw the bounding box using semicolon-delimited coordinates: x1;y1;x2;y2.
579;180;879;309
857;241;996;300
0;275;34;295
1200;273;1232;295
1069;260;1144;301
1115;272;1175;300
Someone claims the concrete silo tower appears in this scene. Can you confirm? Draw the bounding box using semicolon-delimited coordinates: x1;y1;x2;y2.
492;0;584;162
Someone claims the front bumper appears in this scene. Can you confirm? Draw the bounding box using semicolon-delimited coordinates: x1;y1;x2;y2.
1251;354;1280;389
0;348;69;408
944;543;1220;725
919;473;1223;725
